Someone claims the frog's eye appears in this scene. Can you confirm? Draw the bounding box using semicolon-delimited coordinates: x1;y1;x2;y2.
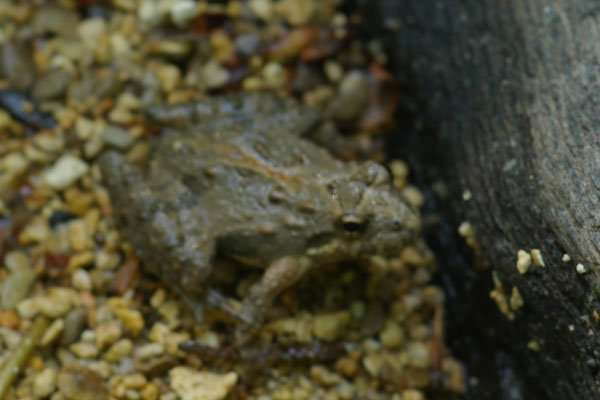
339;213;367;233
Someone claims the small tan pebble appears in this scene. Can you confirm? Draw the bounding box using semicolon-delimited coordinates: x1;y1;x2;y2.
140;383;159;400
527;340;540;351
336;357;359;378
389;159;409;188
310;365;341;387
69;219;95;252
400;246;431;268
457;221;475;238
313;311;351;341
202;60;229;90
301;86;334;112
33;133;65;154
196;331;220;348
169;367;238;400
530;249;545;267
96;321;122;349
562;253;571;262
57;365;108;400
409;324;430;341
95;250;121;270
101;125;135;150
402;389;425;400
509;287;524;311
248;0;273;21
406;342;431;368
157;64;182;92
401;185;425;208
1;265;35;310
104;338;134;362
2;151;28;176
516;249;531;274
113;308;144;336
442;357;466;393
362;353;383;377
164;332;190;356
210;31;234;61
329;71;369;121
157;300;180;324
70;342;99;358
242;76;263;91
379;320;404;348
78;18;107;49
0;310;20;329
148;322;170;344
39;288;78;318
16;297;40;319
18;216;50;244
66;251;95;273
61;308;89;346
43;154;89;191
150;289;167;308
262;61;286;89
135;342;165;361
0;327;22;349
277;0;315;26
324;60;344;83
40;318;65;346
33;368;58;398
122;373;147;389
170;0;199;27
72;269;93;291
576;263;587;274
266;312;313;342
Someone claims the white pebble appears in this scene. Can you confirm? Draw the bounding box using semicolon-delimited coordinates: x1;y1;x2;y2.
43;154;89;190
576;263;586;274
170;0;199;27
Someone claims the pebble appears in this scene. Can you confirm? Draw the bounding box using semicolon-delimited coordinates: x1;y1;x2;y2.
18;216;50;244
402;389;425;400
122;373;147;389
203;60;230;90
33;367;58;398
135;342;165;361
169;367;238;400
57;365;108;400
101;125;135;150
16;298;40;319
235;34;261;57
1;262;35;310
70;342;100;358
379;320;404;348
95;250;121;270
72;269;93;291
0;327;22;349
41;318;65;345
96;321;123;349
278;0;315;26
248;0;273;21
104;338;134;362
324;60;344;83
156;64;182;92
33;133;66;154
262;61;286;89
61;308;88;346
32;68;72;101
170;0;199;27
530;249;545;267
114;308;144;336
140;383;159;400
0;310;20;329
406;342;430;368
516;249;532;274
328;71;369;122
313;311;351;341
310;365;342;387
43;154;89;191
39;288;78;318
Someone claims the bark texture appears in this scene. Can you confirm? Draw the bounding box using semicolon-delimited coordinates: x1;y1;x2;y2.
365;1;600;399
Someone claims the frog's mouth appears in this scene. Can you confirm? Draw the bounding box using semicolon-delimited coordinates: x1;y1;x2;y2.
306;238;372;263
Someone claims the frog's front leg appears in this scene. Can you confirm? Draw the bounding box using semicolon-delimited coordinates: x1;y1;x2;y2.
235;256;312;344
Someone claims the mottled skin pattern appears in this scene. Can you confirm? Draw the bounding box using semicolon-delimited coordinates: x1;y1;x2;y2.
99;93;420;341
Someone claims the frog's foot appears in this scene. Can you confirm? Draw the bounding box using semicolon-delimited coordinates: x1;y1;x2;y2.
235;256;311;345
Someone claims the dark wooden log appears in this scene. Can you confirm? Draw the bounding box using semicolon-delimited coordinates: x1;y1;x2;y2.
362;0;600;399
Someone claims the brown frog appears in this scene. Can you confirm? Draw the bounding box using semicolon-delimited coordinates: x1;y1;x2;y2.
99;93;420;340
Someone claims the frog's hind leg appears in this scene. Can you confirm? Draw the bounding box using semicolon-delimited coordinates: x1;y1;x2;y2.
99;151;217;322
235;256;312;344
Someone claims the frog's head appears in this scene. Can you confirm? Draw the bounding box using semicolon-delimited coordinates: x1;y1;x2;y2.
325;161;421;258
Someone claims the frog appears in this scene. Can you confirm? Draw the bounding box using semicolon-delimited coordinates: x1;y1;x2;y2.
98;92;421;341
